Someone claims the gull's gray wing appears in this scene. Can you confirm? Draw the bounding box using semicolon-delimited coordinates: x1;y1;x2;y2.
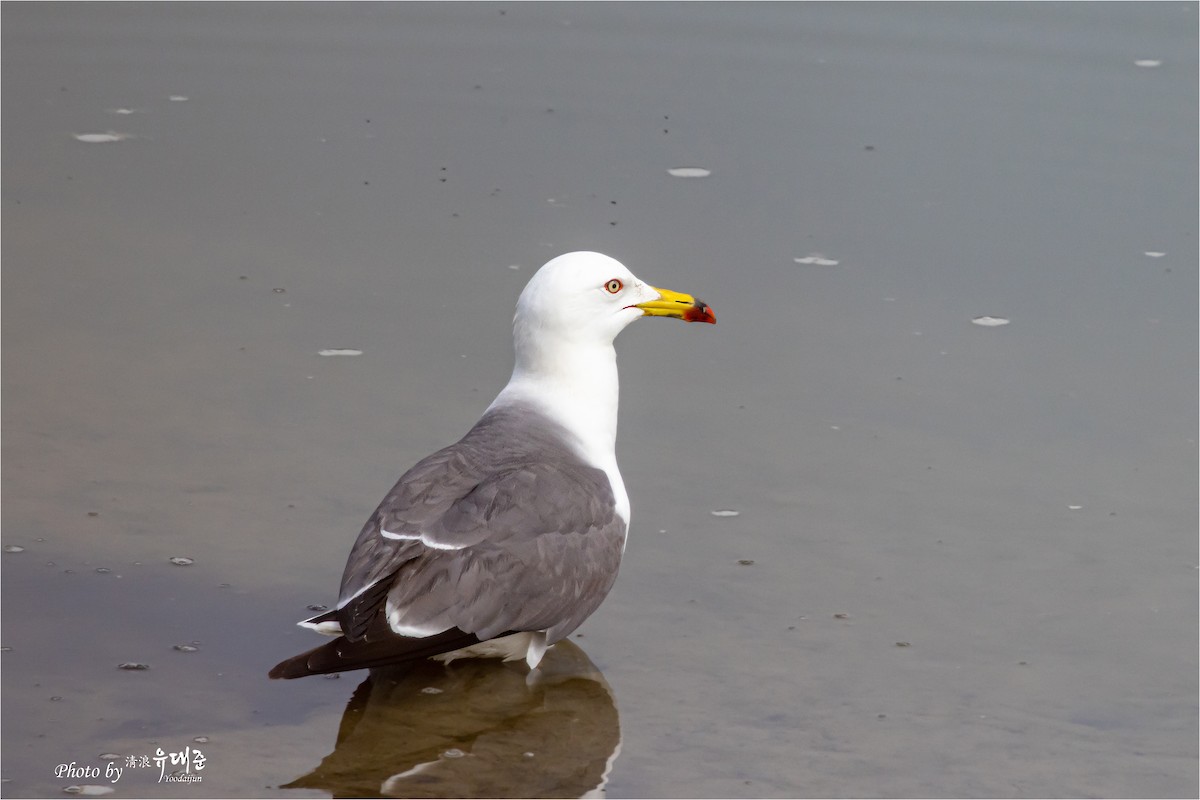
336;403;627;646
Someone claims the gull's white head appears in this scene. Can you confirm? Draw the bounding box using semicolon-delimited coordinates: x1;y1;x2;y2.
512;251;715;357
498;251;714;466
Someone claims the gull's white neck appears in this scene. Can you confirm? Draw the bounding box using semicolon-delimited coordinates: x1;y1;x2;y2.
488;338;631;525
493;339;619;462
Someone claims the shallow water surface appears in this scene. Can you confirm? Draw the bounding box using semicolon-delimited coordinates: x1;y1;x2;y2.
3;3;1196;797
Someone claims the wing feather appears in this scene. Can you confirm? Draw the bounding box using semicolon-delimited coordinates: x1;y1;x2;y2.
334;404;627;648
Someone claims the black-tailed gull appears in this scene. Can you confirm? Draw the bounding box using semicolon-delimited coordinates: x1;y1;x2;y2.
270;251;714;679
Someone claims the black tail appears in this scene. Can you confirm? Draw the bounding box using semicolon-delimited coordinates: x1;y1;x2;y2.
269;627;488;679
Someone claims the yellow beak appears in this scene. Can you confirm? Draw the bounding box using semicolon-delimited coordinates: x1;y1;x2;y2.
634;287;716;324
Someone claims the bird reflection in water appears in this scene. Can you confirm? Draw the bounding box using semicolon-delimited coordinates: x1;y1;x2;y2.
281;640;620;798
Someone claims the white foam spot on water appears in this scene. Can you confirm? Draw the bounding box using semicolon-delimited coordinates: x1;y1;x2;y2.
168;94;190;102
1144;251;1166;258
711;509;740;517
794;255;840;266
1068;505;1083;510
73;132;131;143
508;264;521;271
4;545;25;553
168;556;194;566
971;316;1010;327
318;349;363;357
63;786;114;796
106;108;143;115
1133;59;1162;68
667;167;712;178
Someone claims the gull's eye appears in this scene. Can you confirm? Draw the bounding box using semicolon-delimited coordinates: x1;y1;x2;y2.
604;278;623;294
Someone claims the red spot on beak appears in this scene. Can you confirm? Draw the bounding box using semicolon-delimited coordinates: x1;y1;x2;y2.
684;300;716;324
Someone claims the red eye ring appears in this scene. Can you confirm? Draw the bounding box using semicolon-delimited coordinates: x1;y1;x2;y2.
605;278;623;294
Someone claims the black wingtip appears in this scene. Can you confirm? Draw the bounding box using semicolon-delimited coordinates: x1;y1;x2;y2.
269;627;491;680
268;653;314;680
